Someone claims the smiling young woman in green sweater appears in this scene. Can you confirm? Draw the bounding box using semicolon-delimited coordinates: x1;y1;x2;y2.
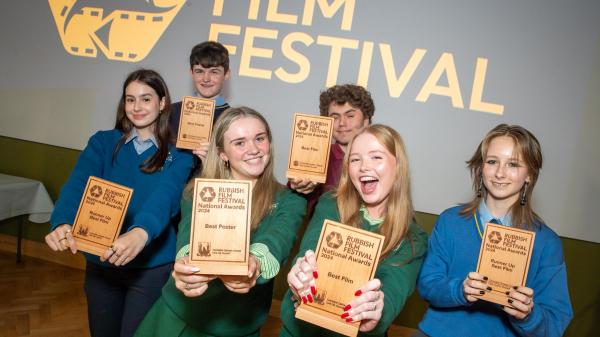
280;124;427;337
135;107;306;337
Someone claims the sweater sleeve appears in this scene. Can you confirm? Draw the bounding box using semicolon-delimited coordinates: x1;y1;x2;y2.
50;132;107;230
295;193;339;258
129;148;193;242
509;228;573;337
417;211;471;308
175;197;194;252
365;224;428;335
251;189;307;283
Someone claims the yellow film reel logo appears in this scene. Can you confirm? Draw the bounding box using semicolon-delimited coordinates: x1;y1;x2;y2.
48;0;185;62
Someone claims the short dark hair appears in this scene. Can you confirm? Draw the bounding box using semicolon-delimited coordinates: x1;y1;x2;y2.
319;84;375;122
189;41;229;72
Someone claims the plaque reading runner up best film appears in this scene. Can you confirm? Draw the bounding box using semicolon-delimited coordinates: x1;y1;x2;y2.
71;176;133;256
286;113;334;183
189;178;252;275
295;220;384;337
475;223;535;308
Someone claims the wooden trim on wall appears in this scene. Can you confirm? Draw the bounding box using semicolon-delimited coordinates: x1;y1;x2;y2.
0;233;86;270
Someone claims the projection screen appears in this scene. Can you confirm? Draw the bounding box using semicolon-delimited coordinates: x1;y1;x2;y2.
0;0;599;242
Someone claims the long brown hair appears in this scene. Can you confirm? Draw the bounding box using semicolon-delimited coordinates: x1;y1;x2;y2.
460;124;543;229
184;107;281;230
113;69;171;173
335;124;414;258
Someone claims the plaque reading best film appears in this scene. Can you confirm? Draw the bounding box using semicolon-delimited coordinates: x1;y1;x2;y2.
475;223;536;307
189;179;252;275
176;96;215;150
71;176;133;256
295;220;384;337
286;113;334;184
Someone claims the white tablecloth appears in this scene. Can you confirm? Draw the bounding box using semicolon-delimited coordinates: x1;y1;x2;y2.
0;173;54;223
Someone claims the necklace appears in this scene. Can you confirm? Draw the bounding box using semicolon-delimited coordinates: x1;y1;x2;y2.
473;212;483;239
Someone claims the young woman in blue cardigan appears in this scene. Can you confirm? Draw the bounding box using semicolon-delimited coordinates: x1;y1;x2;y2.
417;124;573;337
45;69;193;337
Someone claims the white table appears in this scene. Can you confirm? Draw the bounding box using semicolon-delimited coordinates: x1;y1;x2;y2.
0;173;54;262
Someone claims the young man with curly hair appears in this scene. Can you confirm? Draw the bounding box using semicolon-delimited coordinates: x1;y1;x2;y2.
289;84;375;200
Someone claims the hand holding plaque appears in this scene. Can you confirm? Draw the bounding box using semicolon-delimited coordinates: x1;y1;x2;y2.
189;178;252;275
172;256;217;297
219;254;261;294
287;113;334;184
176;96;216;150
295;220;384;337
474;223;535;308
71;176;133;256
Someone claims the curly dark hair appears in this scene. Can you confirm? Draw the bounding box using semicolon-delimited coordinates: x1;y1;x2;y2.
319;84;375;122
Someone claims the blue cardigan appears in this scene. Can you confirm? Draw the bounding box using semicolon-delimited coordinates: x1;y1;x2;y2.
417;205;573;337
50;129;194;268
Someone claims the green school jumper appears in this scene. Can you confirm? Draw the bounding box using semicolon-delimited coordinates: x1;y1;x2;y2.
279;193;428;337
135;188;306;337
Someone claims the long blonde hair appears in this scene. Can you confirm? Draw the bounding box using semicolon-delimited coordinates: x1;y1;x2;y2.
335;124;414;258
184;107;281;230
460;124;543;229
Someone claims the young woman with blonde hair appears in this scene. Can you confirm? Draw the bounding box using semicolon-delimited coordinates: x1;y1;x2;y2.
135;107;306;337
280;124;428;336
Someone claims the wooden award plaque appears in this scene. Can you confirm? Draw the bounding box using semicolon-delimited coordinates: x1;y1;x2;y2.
189;179;252;275
175;96;216;150
71;176;133;256
295;220;384;337
286;113;334;184
475;223;535;307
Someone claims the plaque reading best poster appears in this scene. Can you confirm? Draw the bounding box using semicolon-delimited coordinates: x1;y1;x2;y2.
71;176;133;256
295;220;384;337
176;96;215;150
475;223;535;307
189;179;252;275
286;113;334;184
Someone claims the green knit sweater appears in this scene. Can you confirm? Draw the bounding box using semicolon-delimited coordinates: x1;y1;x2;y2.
279;193;428;337
135;188;306;337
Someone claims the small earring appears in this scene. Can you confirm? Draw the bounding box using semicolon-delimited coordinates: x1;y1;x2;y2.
477;176;483;198
224;160;229;169
520;181;529;206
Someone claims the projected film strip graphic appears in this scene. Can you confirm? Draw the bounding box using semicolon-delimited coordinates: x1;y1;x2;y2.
48;0;185;62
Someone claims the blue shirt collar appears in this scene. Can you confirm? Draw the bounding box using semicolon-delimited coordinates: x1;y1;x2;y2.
214;95;225;106
125;129;157;145
125;129;158;154
196;94;225;106
478;200;512;227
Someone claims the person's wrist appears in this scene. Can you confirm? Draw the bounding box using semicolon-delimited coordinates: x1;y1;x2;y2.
131;227;148;244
